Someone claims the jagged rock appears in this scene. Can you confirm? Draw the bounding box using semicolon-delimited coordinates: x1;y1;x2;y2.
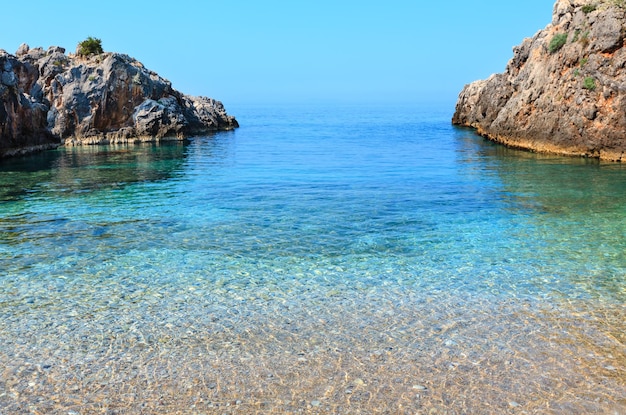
132;97;187;138
453;0;626;161
47;46;66;55
0;51;55;157
0;43;237;157
15;43;29;56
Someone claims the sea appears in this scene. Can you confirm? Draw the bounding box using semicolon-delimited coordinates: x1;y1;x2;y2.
0;102;624;414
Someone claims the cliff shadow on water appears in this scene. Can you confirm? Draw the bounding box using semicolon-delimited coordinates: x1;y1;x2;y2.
0;142;191;202
453;124;626;214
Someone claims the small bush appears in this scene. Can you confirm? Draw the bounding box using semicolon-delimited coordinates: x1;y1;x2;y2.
582;4;597;13
579;31;590;48
549;33;568;53
77;36;103;56
580;57;589;67
583;77;596;90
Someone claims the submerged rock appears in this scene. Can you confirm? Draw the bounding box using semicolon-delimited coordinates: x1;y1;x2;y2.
452;0;626;161
0;44;238;157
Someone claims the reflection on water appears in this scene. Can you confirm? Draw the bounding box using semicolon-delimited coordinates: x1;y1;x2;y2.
0;105;624;413
0;142;191;201
453;126;626;214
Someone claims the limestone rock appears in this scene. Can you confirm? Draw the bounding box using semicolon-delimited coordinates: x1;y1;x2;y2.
0;51;56;157
15;43;29;57
453;0;626;161
0;43;238;157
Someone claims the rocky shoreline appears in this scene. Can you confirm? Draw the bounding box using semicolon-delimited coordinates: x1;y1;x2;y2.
0;43;238;158
453;0;626;161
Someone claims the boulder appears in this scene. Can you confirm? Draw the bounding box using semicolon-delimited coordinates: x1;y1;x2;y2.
15;43;29;56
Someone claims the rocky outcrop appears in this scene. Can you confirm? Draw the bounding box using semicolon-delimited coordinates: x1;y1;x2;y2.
0;51;55;156
452;0;626;161
0;44;238;157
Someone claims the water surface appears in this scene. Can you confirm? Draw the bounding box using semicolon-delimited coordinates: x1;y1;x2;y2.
0;103;624;414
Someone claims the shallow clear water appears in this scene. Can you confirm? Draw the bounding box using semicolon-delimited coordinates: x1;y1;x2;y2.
0;103;624;414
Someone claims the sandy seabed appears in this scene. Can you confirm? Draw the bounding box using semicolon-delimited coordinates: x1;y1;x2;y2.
0;289;624;415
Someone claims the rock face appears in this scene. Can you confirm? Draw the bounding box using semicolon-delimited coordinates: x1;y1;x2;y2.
452;0;626;161
0;44;238;157
0;50;54;156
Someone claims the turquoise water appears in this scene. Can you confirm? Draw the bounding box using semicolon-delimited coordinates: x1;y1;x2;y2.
0;103;625;413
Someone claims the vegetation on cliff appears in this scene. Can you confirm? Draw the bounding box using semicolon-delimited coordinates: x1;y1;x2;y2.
76;37;103;56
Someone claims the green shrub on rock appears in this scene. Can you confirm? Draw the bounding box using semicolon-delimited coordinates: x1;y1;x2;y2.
583;77;596;90
548;33;568;53
77;37;103;56
582;4;597;13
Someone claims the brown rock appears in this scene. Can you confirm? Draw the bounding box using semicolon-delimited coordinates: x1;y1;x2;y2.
453;0;626;161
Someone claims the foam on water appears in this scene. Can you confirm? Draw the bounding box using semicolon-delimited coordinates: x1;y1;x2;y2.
0;103;624;413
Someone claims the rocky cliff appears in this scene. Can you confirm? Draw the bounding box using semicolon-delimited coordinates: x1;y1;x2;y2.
0;44;238;158
453;0;626;161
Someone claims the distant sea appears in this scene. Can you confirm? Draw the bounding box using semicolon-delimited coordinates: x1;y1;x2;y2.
1;102;624;414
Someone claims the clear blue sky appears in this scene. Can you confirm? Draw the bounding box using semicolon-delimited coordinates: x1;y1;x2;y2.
2;0;553;106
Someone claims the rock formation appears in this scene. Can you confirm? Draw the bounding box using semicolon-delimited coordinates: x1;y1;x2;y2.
0;44;238;158
453;0;626;161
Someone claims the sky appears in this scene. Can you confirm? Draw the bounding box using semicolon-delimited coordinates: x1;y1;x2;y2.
2;1;554;106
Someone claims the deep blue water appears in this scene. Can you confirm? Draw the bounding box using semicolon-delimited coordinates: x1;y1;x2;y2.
0;102;624;413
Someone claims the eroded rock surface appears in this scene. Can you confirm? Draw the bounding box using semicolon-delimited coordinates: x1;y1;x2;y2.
453;0;626;161
0;44;237;157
